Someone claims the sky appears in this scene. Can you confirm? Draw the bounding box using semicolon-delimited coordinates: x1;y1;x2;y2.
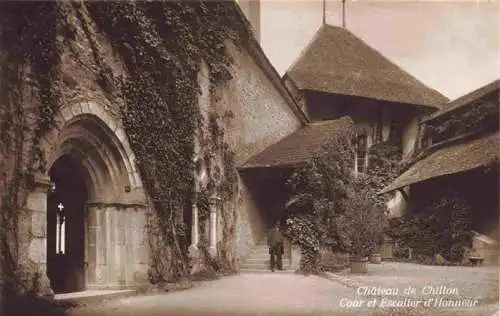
258;0;499;100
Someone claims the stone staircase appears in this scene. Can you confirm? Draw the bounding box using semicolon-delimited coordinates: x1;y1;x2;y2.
240;239;299;273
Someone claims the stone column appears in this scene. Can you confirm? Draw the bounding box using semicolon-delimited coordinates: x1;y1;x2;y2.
86;203;112;289
23;173;54;297
188;193;199;253
208;195;221;257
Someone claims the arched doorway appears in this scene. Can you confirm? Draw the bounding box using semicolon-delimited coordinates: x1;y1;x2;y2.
38;102;149;293
46;154;89;293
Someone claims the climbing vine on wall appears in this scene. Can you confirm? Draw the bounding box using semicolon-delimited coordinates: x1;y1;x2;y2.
388;191;474;264
0;1;250;305
357;140;402;210
85;1;248;282
195;109;239;276
0;2;70;306
423;99;499;144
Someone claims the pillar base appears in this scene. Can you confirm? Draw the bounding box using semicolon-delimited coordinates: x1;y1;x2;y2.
16;266;54;299
208;246;217;258
188;244;199;258
188;245;202;274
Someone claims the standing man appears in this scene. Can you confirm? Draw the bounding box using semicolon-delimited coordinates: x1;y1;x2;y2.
267;221;284;272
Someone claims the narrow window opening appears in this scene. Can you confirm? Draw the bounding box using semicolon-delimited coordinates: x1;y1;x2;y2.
56;202;66;254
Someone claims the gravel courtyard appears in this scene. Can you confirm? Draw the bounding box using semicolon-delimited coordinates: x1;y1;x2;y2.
64;262;499;316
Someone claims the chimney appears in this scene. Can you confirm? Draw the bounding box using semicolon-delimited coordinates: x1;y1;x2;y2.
237;0;260;43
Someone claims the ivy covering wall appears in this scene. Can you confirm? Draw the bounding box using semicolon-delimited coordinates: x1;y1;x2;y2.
0;0;250;307
388;94;499;265
423;97;498;144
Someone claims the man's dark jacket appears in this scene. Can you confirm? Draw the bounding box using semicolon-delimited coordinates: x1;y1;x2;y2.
267;228;283;254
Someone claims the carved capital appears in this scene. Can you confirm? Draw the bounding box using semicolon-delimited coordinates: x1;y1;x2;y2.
33;173;52;193
191;191;200;205
208;194;221;206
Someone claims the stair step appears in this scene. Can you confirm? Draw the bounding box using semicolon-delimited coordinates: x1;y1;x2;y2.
241;239;299;273
240;263;291;268
246;254;291;258
240;269;295;274
240;267;292;271
240;266;293;271
244;258;292;263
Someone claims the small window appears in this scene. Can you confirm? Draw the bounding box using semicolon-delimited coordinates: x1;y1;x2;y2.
56;202;66;254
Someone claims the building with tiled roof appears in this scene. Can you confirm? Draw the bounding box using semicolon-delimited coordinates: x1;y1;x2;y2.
381;80;499;264
240;117;354;169
285;24;447;109
282;24;448;168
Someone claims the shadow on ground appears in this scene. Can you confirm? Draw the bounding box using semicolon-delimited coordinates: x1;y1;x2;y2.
4;296;71;316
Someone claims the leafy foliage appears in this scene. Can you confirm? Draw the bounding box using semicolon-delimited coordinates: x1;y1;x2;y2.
196;111;239;276
0;1;66;305
336;186;385;258
284;117;385;272
357;141;402;210
85;1;247;282
389;94;498;265
423;98;499;144
0;0;248;305
388;191;474;264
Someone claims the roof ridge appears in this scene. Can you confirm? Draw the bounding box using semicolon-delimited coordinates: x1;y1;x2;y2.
283;23;325;77
285;23;448;108
424;78;500;122
325;25;447;100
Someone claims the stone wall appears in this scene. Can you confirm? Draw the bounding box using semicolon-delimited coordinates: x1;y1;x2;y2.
56;5;149;290
19;176;54;297
210;41;303;264
8;3;152;297
215;42;302;167
233;179;267;264
86;204;149;290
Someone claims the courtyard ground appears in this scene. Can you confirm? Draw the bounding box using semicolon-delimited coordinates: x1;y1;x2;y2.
40;262;500;316
325;261;499;315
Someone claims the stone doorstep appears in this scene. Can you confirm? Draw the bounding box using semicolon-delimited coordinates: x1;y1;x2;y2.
53;289;137;307
239;269;297;274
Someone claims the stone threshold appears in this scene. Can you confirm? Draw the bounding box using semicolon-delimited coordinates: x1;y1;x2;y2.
54;289;136;306
239;269;297;274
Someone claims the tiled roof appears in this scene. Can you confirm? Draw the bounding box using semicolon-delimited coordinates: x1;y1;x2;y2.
285;24;448;109
239;116;354;169
380;132;499;194
424;79;500;122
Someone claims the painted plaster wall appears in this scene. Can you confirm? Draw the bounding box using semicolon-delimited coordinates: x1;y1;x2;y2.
401;116;421;160
391;113;432;216
386;189;409;218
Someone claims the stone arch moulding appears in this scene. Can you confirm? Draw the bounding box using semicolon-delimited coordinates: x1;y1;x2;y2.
29;100;152;294
41;100;145;204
